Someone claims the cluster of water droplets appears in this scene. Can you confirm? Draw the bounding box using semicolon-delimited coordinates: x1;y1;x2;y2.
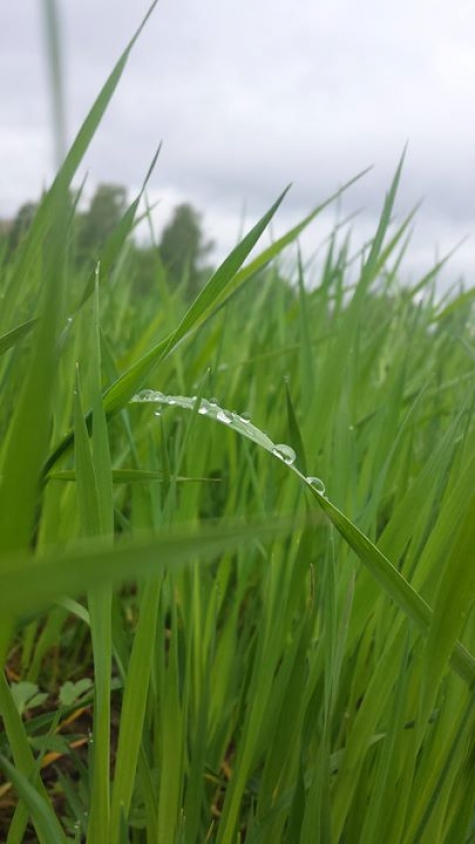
131;389;326;495
73;810;88;839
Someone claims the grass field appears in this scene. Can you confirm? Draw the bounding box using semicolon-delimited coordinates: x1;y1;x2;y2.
1;8;475;843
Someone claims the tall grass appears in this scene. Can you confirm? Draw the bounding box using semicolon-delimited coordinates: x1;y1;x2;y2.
1;7;475;843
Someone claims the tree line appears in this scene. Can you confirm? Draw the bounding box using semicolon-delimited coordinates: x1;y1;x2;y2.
0;184;215;301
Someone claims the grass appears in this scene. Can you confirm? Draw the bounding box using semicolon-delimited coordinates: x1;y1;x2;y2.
1;5;475;843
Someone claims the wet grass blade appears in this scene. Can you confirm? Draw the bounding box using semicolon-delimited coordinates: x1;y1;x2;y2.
130;392;475;689
311;490;475;687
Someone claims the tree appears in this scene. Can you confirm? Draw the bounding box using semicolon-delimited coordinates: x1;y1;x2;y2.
76;183;127;263
7;202;38;254
129;244;164;299
159;203;214;300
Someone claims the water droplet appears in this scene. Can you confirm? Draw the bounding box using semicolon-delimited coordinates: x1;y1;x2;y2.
209;397;219;407
272;444;296;465
239;412;251;423
168;397;177;406
198;399;211;415
305;476;325;494
135;389;155;401
217;409;233;424
154;408;162;417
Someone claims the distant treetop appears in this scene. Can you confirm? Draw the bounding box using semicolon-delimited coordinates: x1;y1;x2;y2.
159;203;214;300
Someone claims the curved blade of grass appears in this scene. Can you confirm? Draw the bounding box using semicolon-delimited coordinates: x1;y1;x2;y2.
406;689;475;842
370;202;419;280
0;319;38;357
0;670;63;844
0;194;69;557
103;185;292;413
421;492;475;715
170;169;371;328
432;277;475;322
0;755;66;844
47;469;219;484
0;517;300;620
127;392;475;689
310;490;475;687
223;167;371;301
410;244;464;304
361;149;406;281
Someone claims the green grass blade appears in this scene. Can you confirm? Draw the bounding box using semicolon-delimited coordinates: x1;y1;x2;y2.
311;489;475;687
42;0;66;167
0;672;62;844
0;319;38;358
0;756;66;844
0;518;299;619
77;144;161;310
0;193;69;556
422;494;475;715
109;575;162;841
47;469;217;484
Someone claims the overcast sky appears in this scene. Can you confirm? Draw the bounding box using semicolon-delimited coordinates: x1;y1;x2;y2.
1;0;474;286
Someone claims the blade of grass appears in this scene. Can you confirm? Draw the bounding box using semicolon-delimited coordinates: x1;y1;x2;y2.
0;673;63;844
0;756;66;844
0;517;301;619
74;276;114;842
0;319;38;358
77;144;162;310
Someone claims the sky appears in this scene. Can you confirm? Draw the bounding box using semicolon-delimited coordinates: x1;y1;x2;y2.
1;0;474;288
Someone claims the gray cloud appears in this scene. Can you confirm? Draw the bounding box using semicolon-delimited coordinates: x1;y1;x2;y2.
0;0;474;284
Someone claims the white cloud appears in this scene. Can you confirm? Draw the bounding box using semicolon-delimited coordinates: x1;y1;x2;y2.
0;0;474;286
